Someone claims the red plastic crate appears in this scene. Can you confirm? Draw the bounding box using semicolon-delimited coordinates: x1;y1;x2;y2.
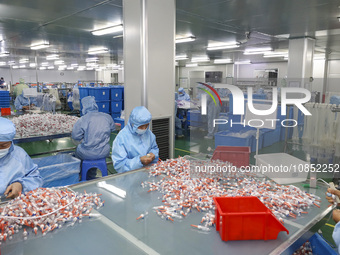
211;146;250;168
213;196;289;241
1;107;11;116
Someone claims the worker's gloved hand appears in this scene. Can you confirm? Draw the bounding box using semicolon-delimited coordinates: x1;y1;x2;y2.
22;106;29;110
333;209;340;223
326;188;340;205
5;182;22;199
140;155;153;166
147;153;156;161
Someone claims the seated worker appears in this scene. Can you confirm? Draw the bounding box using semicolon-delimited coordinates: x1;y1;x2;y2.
326;188;340;253
111;106;159;173
0;117;42;199
71;96;115;180
14;91;37;111
178;87;190;101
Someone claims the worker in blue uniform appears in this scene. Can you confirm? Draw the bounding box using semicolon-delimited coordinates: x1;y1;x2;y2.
14;91;37;111
72;96;115;180
205;84;221;139
0;117;42;198
111;106;159;173
178;87;190;101
326;188;340;253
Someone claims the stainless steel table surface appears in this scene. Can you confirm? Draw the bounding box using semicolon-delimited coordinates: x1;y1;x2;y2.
0;168;335;255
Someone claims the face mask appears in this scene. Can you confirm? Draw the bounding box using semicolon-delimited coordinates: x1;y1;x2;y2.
0;147;10;159
136;128;147;135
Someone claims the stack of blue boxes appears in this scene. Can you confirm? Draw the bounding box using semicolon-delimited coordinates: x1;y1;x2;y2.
78;86;125;128
0;91;10;110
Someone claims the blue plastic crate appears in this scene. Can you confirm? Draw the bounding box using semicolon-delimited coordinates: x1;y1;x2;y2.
111;112;121;119
111;86;124;101
307;233;337;255
114;117;125;129
261;128;281;147
78;87;89;99
111;100;123;113
96;100;110;113
0;103;10;108
32;154;80;188
0;91;9;97
0;97;10;103
89;87;110;101
215;130;259;152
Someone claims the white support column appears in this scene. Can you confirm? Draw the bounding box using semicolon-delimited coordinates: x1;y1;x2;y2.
287;38;315;88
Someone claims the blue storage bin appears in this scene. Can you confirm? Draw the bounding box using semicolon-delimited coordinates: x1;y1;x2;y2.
308;233;337;255
96;100;110;113
111;112;121;119
0;103;10;108
78;87;89;99
111;100;123;112
89;87;110;101
0;91;9;97
114;117;125;129
214;130;260;152
32;154;80;188
217;113;229;132
111;86;124;101
0;98;10;103
261;128;281;147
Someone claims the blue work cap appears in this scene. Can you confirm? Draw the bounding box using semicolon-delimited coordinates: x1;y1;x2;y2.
178;87;185;93
128;106;152;133
0;117;16;142
81;96;98;115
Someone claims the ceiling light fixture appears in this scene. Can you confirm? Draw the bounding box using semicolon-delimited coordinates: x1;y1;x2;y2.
54;60;64;65
30;42;50;50
67;67;74;70
46;54;59;60
86;57;98;62
41;62;49;66
175;55;188;60
234;60;251;65
0;62;6;66
207;42;240;50
185;63;198;67
19;59;29;64
113;35;123;39
91;24;123;36
214;58;232;64
88;48;109;55
19;65;26;68
48;66;54;69
12;65;19;69
39;67;47;70
191;57;210;62
29;63;36;68
175;36;196;44
244;47;272;55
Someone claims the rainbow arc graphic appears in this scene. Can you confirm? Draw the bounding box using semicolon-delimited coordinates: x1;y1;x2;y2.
197;82;222;106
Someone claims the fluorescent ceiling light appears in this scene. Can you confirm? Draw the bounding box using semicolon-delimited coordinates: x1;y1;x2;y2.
58;67;66;71
175;36;196;44
48;66;54;69
175;55;188;60
0;52;9;57
86;57;98;62
86;62;99;67
29;63;36;68
314;54;325;60
263;54;288;58
41;62;49;66
88;48;109;55
12;65;19;69
235;60;251;65
30;42;50;50
97;181;126;199
113;35;123;39
19;65;26;68
71;63;78;67
214;58;232;64
54;60;64;65
8;61;15;66
46;54;59;60
207;42;240;50
19;58;29;64
91;24;123;36
39;67;46;70
244;47;272;55
0;62;6;66
118;67;124;70
283;56;288;60
59;65;67;69
67;67;74;70
185;63;198;67
191;57;210;62
86;67;94;70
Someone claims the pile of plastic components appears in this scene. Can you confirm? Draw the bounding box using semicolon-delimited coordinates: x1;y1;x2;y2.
12;113;79;137
0;187;103;244
142;157;321;231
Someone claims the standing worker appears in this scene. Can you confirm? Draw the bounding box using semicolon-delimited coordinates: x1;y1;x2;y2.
178;87;190;101
0;117;42;198
111;106;159;173
71;96;115;180
205;84;221;139
13;78;29;98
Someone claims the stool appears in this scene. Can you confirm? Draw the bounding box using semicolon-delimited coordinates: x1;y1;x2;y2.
81;158;108;181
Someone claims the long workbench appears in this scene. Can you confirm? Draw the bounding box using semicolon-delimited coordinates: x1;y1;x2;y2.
0;167;336;255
